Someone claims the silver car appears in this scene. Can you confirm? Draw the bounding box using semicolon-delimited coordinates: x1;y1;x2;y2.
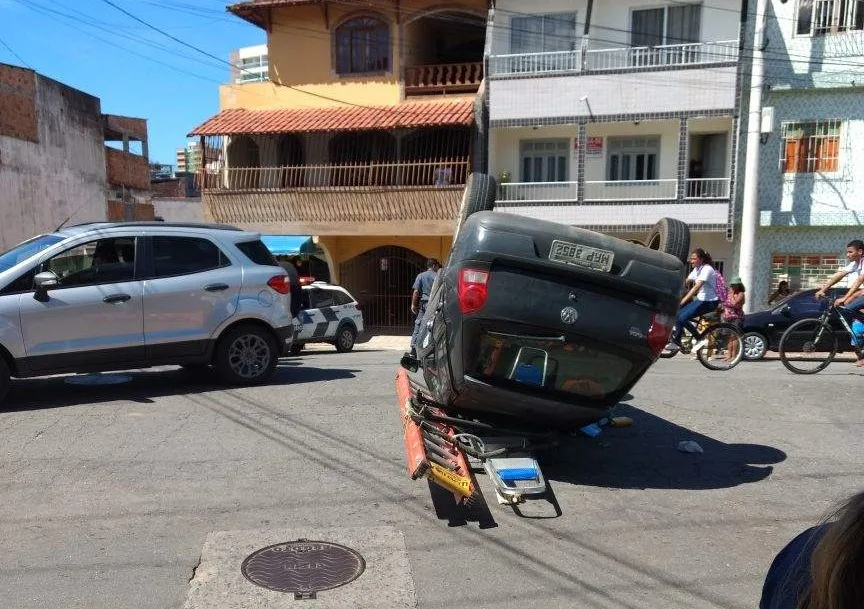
0;222;297;403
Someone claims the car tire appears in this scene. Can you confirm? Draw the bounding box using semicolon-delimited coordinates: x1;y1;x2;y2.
214;324;279;385
644;218;691;264
453;172;497;237
0;357;9;405
289;343;303;356
335;325;356;353
742;331;768;361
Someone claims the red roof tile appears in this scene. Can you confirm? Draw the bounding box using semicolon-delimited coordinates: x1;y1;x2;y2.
188;99;474;136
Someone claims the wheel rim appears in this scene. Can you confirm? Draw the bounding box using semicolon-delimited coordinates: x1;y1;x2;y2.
743;334;765;359
227;334;271;379
338;328;354;350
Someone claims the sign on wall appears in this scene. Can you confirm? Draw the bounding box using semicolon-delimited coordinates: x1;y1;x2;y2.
574;137;605;157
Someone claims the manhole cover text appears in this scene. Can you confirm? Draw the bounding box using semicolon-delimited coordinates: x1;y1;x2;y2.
241;539;365;597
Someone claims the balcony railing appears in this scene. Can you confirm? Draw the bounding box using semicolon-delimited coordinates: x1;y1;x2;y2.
488;40;738;77
403;62;483;95
199;159;471;192
585;179;678;201
497;181;579;202
685;178;731;199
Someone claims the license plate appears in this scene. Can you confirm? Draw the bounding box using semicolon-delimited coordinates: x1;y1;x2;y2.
549;240;614;272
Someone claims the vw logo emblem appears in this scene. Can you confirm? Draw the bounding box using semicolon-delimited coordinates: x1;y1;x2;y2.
560;306;579;324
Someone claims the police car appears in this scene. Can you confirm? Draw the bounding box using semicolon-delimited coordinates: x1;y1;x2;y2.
291;281;364;353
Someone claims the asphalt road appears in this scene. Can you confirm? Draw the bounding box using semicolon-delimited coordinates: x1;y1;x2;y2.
0;348;862;609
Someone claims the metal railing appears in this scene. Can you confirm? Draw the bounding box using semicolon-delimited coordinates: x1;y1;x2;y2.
403;62;484;94
497;181;579;202
199;159;471;191
584;179;678;201
487;39;738;77
488;50;581;76
685;178;731;199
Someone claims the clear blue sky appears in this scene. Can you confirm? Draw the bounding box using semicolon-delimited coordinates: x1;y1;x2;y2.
0;0;264;165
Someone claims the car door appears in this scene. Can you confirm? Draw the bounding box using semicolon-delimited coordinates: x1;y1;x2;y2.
305;288;339;339
293;289;316;341
18;236;145;372
142;235;240;359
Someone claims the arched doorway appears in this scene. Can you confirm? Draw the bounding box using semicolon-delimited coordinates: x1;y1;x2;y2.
276;133;305;187
227;135;260;189
339;245;426;328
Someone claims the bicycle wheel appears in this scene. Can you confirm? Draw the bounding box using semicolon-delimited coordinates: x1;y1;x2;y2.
695;322;743;371
778;318;837;374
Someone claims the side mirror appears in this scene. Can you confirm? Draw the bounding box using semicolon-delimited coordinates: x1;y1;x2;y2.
781;305;792;317
400;352;420;373
33;270;59;302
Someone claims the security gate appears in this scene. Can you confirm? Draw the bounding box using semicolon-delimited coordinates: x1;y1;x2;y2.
339;246;426;329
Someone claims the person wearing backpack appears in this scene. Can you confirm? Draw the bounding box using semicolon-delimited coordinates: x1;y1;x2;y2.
665;248;721;353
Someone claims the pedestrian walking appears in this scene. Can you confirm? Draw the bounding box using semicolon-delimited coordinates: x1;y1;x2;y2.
410;258;441;354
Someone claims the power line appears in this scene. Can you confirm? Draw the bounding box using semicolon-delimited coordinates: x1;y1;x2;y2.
0;34;33;69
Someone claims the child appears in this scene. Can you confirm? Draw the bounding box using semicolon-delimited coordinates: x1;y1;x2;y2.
721;277;746;362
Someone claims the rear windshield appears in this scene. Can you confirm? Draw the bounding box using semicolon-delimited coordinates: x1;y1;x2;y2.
470;331;634;401
236;240;279;266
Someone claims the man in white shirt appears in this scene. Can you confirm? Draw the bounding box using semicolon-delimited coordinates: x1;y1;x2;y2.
665;248;721;352
815;239;864;310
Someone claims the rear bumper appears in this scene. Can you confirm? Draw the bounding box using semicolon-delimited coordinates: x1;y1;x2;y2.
275;324;295;356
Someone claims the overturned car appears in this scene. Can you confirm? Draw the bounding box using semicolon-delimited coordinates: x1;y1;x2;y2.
405;175;690;432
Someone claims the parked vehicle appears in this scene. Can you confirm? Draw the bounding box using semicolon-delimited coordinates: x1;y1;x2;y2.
0;222;297;404
741;288;850;360
291;281;365;353
407;203;689;431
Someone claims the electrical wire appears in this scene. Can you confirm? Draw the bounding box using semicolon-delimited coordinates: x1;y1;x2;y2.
0;34;33;69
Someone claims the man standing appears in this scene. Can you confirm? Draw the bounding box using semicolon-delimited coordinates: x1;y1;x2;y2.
410;258;441;354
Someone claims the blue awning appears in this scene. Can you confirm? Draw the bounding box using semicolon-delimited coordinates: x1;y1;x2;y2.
260;235;314;256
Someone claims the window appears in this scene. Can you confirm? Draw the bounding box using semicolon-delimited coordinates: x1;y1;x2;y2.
0;234;63;274
152;237;230;278
797;0;864;35
331;290;355;306
308;288;336;309
520;140;569;183
607;137;660;181
236;240;278;267
780;120;840;173
631;4;702;46
43;238;136;288
335;17;390;75
510;12;578;54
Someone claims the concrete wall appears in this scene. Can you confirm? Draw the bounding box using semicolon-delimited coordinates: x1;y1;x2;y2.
152;198;204;223
0;66;106;250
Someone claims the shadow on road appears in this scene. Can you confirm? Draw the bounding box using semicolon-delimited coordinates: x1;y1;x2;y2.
0;362;360;412
541;404;787;491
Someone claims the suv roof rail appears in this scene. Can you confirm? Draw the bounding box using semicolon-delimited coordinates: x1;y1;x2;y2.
65;221;243;231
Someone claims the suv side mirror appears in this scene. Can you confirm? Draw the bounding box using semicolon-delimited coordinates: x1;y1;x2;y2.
33;270;59;302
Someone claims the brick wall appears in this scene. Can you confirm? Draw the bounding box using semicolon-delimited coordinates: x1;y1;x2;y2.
107;200;155;221
0;64;38;142
102;114;147;142
106;147;150;190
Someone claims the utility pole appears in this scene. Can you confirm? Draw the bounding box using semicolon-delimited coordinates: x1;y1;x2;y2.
738;0;769;312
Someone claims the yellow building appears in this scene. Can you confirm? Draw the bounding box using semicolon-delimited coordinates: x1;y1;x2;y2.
190;0;488;328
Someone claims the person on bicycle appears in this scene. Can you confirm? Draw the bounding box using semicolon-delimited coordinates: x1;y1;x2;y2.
814;239;863;305
665;248;721;353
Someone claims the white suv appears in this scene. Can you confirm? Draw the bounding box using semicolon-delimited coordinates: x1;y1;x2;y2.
0;222;298;403
292;282;364;353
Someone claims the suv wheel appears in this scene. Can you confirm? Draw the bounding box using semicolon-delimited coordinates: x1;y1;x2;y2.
453;173;497;237
644;218;691;264
335;325;356;353
0;358;9;405
215;325;278;385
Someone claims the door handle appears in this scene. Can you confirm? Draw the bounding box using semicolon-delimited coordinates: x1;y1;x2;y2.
103;294;131;304
204;283;230;292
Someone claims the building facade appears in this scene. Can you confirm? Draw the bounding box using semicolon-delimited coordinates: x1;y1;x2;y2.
744;0;864;306
484;0;745;271
0;63;152;250
190;0;488;328
230;44;270;84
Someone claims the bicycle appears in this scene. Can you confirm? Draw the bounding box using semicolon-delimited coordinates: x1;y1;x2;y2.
778;298;864;374
659;314;745;371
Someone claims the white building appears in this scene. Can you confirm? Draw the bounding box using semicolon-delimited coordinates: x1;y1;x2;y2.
742;0;864;305
484;0;745;270
230;44;269;84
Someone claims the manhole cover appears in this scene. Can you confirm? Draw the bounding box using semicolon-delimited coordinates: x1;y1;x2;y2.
65;373;132;386
241;539;365;599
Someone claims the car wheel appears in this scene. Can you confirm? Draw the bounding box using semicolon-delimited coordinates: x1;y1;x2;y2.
335;325;356;353
0;358;9;405
453;172;497;237
644;218;691;264
289;343;303;356
742;331;768;361
214;324;278;385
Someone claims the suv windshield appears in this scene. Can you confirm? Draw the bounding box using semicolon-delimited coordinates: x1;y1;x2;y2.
0;234;64;273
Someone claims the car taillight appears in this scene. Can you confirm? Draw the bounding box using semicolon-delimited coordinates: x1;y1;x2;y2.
647;312;674;355
267;275;290;294
457;267;490;314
